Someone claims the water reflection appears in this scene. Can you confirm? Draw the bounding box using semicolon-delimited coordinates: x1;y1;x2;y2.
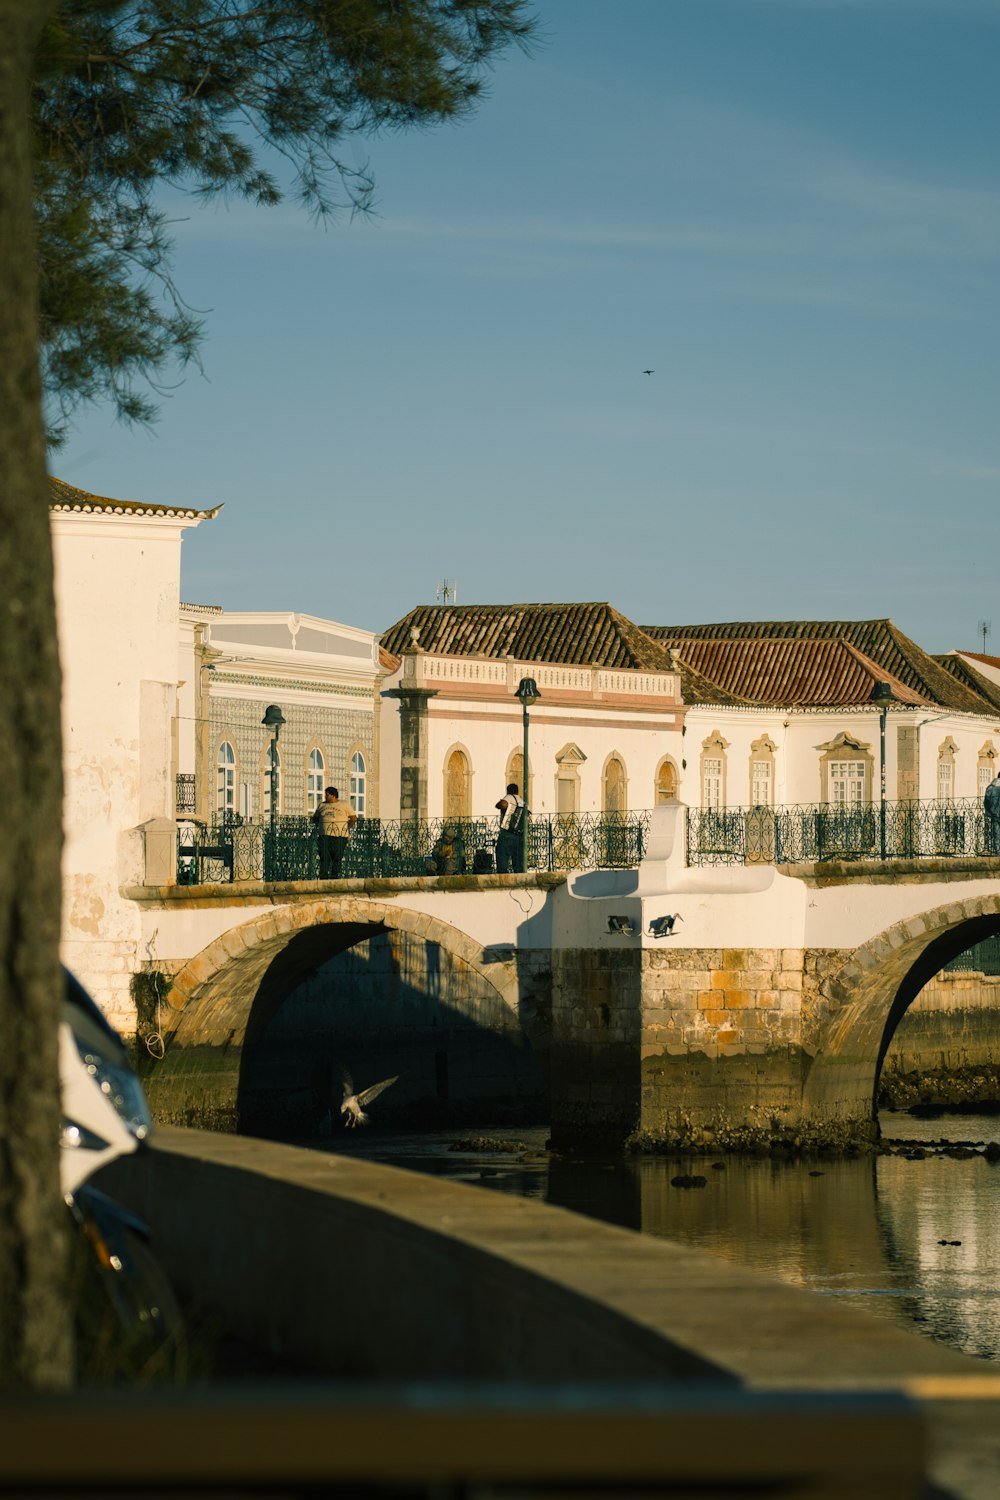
312;1113;1000;1364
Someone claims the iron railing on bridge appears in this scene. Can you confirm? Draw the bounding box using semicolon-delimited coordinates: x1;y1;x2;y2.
177;810;651;885
176;799;997;884
687;797;997;867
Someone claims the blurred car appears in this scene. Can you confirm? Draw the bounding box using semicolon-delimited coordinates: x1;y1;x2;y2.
60;969;185;1379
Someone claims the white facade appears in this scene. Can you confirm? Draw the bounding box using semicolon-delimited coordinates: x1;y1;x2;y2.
380;648;684;821
380;649;1000;824
683;705;1000;810
52;496;218;1027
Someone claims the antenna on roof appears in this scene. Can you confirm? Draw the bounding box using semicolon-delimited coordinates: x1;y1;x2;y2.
978;618;992;653
436;579;457;605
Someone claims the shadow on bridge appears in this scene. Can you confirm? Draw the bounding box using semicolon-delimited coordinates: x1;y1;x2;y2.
144;897;550;1136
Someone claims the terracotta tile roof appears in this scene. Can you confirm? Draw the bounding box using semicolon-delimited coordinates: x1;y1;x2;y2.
958;650;1000;671
933;653;1000;714
641;618;995;714
382;603;681;674
50;476;222;520
378;645;401;673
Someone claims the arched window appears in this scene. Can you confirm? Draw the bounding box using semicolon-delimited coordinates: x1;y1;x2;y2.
261;742;282;819
306;748;325;813
506;748;531;808
654;758;678;804
216;741;236;815
603;755;627;817
444;747;471;820
349;751;366;816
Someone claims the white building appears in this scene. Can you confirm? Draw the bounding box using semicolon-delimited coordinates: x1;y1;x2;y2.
52;478;384;1027
378;604;1000;834
51;477;220;1027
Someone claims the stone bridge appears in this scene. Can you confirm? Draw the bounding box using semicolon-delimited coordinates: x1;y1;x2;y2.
124;807;1000;1147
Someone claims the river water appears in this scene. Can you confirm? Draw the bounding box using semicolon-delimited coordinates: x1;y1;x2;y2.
309;1111;1000;1366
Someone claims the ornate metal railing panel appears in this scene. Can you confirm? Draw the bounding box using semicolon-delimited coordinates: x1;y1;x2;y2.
174;773;196;816
687;798;994;867
176;810;652;884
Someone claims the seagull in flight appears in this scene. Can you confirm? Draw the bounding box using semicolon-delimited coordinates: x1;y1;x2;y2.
642;369;655;375
340;1069;399;1128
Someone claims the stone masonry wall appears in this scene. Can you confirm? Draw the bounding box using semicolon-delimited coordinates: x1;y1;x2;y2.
883;971;1000;1074
636;947;811;1144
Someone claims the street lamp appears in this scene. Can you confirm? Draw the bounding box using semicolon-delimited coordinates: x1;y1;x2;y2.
515;677;540;873
870;681;895;859
261;704;286;840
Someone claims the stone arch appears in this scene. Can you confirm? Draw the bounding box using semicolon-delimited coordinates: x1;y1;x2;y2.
148;897;527;1131
802;894;1000;1129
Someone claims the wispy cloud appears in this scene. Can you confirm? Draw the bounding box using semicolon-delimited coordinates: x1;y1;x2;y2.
932;463;1000;482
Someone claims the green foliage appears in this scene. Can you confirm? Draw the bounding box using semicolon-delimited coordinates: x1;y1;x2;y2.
32;0;535;441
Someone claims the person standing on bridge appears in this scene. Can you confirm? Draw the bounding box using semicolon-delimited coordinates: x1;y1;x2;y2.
312;786;357;879
495;782;526;874
985;769;1000;855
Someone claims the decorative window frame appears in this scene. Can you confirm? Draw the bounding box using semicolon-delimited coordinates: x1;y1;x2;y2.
554;743;586;816
817;732;872;805
602;752;628;817
937;736;958;803
347;743;367;817
748;734;777;808
442;742;473;821
216;739;237;816
505;747;532;809
700;730;729;810
305;743;326;814
978;741;998;798
654;755;679;804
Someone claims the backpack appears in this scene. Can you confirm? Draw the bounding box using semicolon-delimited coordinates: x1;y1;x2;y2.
506;801;527;835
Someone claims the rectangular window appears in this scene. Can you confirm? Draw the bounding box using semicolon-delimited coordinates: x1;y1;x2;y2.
980;765;994;798
703;757;723;810
938;761;954;801
830;760;865;806
751;761;772;807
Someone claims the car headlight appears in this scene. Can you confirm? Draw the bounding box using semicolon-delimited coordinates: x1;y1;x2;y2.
78;1048;153;1140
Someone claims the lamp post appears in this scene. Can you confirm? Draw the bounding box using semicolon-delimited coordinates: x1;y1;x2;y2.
870;681;895;860
515;677;540;873
261;705;286;875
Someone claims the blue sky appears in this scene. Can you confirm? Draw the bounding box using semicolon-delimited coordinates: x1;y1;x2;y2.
54;0;1000;653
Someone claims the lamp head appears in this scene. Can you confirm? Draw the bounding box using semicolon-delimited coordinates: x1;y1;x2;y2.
869;681;896;709
262;704;286;730
516;676;541;709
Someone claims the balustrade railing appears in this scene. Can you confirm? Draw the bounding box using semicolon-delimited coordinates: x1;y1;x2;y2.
687;798;996;866
176;810;651;885
174;799;997;884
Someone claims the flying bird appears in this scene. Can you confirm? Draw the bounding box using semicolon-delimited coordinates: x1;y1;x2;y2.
340;1069;399;1128
642;369;655;375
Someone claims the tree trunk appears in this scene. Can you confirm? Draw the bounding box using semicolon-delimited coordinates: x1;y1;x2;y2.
0;0;72;1388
